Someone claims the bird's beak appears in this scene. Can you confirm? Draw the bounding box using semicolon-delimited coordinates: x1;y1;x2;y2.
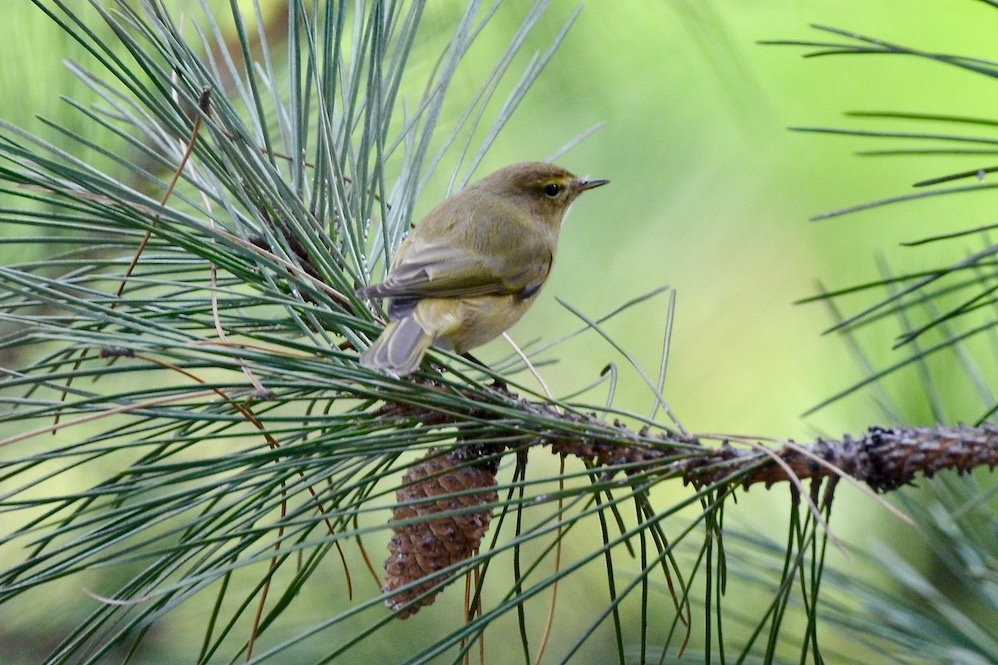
575;177;609;192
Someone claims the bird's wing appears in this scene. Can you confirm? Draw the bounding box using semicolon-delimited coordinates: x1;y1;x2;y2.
358;236;552;300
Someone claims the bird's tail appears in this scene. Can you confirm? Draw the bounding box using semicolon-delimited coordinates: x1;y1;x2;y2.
359;316;434;376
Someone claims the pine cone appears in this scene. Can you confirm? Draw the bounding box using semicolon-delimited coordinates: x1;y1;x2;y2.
383;449;499;619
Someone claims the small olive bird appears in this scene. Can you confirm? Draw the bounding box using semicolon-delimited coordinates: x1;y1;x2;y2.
356;161;608;376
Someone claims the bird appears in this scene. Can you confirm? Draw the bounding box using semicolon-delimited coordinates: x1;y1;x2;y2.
356;161;608;376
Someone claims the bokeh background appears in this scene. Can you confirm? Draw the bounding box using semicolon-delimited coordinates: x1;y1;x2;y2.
2;1;996;662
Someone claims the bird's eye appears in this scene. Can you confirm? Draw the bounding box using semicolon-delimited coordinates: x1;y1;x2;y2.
543;183;561;198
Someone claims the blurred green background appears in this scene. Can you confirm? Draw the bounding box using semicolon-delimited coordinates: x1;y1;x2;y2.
2;1;995;662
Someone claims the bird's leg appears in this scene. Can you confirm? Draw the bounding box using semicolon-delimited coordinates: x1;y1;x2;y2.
461;352;508;393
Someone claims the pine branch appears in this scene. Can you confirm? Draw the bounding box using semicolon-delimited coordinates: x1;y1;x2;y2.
376;391;998;492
